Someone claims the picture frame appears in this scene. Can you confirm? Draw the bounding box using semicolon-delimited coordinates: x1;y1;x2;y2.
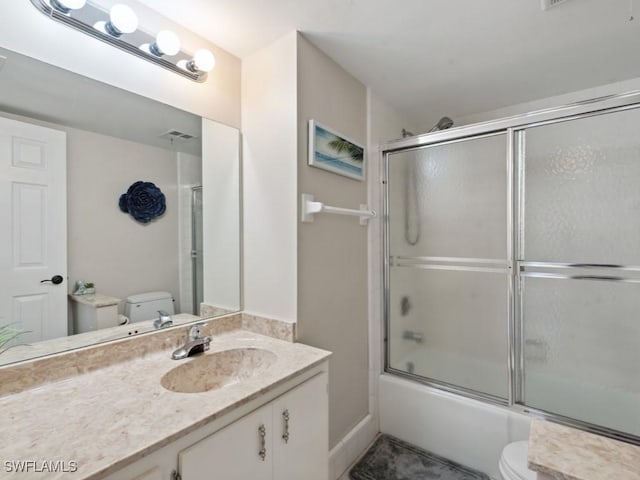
308;119;365;181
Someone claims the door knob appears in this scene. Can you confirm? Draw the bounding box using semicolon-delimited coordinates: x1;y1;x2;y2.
41;275;64;285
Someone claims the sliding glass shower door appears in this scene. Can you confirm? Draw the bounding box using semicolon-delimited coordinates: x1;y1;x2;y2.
386;133;511;400
384;96;640;441
518;108;640;436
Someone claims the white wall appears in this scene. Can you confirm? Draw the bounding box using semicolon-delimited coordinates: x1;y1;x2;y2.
0;0;240;127
67;127;180;313
202;119;240;312
241;32;298;321
456;76;640;126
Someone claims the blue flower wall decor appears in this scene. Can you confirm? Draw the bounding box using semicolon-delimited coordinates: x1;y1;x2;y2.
119;181;166;223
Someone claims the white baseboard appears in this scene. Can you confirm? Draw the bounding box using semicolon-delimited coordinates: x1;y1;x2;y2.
329;413;379;480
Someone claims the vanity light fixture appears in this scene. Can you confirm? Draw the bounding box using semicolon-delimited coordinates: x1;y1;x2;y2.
49;0;87;13
101;4;139;37
144;30;181;57
32;0;215;82
177;48;216;74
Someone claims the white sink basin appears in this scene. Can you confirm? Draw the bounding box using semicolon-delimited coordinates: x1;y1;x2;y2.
161;347;277;394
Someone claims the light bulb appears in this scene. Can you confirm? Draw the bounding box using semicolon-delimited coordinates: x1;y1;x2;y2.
191;49;215;72
50;0;86;13
149;30;181;56
105;4;138;36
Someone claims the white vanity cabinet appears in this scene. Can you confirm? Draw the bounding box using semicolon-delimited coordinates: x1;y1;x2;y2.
178;372;328;480
271;372;329;480
103;366;329;480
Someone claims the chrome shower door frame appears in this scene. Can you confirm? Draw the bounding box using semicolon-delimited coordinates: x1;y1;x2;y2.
191;185;203;315
381;90;640;446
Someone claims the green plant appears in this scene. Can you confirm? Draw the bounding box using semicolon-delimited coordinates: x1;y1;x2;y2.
0;324;28;354
85;282;95;289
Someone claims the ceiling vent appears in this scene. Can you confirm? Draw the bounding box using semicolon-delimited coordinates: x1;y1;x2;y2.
541;0;569;10
159;130;198;143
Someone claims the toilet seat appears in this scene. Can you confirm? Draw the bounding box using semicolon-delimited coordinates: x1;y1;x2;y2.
498;441;537;480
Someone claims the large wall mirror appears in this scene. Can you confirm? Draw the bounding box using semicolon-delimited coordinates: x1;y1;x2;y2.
0;46;241;366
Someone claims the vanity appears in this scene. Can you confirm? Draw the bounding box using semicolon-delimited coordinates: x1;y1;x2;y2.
0;315;331;480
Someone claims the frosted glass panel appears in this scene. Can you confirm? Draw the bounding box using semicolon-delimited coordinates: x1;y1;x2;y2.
522;276;640;435
389;266;509;398
388;134;507;259
524;107;640;264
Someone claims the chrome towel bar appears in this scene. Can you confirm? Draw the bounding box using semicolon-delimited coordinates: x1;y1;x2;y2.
300;193;376;226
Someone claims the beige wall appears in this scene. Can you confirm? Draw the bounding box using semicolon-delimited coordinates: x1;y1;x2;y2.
67;128;180;314
1;0;240;127
241;32;298;321
296;34;369;448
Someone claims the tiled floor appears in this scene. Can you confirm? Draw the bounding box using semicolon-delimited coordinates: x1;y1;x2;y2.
338;434;381;480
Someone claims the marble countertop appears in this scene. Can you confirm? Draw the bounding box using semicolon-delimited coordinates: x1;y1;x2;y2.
0;330;330;479
528;419;640;480
68;294;121;307
0;313;201;366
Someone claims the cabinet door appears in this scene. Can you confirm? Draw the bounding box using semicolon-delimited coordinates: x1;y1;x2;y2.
132;467;162;480
178;403;272;480
272;373;329;480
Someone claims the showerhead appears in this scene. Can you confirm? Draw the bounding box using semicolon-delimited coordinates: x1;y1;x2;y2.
428;116;454;133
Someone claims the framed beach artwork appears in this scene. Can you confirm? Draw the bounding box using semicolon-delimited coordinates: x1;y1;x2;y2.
308;120;365;181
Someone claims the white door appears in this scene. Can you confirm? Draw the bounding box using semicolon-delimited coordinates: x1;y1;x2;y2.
272;373;329;480
0;116;67;342
178;403;273;480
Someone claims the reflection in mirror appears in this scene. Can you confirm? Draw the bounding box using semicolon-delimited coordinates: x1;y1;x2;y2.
0;47;240;365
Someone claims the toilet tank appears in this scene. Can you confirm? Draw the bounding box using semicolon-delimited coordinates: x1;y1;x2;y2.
124;291;175;323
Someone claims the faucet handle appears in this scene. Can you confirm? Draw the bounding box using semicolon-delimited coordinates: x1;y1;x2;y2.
188;322;206;340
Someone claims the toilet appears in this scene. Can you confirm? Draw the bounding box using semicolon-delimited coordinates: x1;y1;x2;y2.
498;441;538;480
124;291;175;323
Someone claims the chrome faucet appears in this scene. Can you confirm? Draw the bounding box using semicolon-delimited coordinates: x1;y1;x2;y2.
154;310;173;329
171;322;212;360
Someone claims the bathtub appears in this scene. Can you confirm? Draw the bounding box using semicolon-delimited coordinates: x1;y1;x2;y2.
379;374;529;479
380;346;640;478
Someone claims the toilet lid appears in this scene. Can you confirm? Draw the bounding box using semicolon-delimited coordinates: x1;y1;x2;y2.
499;441;538;480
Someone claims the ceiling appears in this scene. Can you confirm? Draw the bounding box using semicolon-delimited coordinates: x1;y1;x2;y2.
0;47;201;155
136;0;640;131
